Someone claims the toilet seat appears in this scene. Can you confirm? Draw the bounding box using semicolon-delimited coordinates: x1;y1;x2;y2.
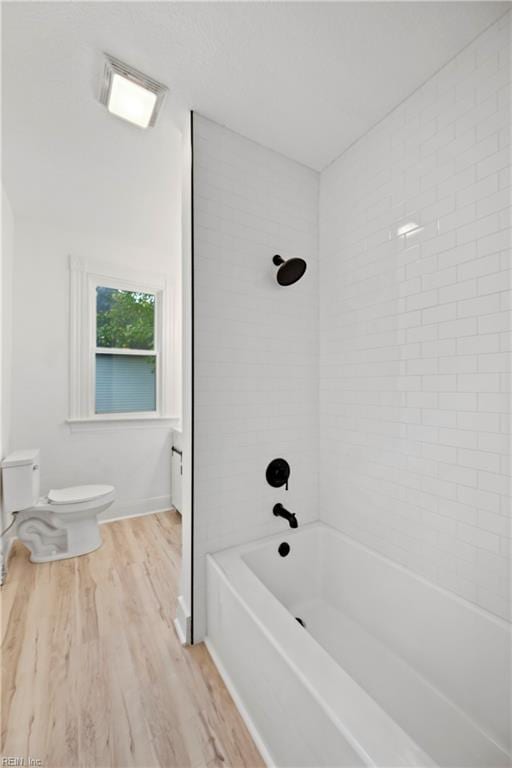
48;484;114;506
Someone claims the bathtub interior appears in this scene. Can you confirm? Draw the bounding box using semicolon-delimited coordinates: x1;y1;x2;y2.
241;524;511;768
242;525;324;612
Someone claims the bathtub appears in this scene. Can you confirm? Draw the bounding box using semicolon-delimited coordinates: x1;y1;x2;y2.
206;522;511;768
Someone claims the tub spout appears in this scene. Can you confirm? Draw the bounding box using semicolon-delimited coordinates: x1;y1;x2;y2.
273;503;298;528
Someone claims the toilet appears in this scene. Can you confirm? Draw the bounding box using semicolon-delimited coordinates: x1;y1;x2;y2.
1;449;115;563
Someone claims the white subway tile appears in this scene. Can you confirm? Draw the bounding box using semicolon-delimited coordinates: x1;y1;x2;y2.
478;310;509;334
439;392;478;411
422;374;457;391
477;228;511;257
406;288;439;311
478;471;510;495
458;372;501;391
456;174;498;208
422;408;457;428
477;151;511;183
478;352;509;372
422;266;457;290
422;339;456;357
458;522;501;552
457;410;502;432
194;116;319;636
478;393;510;413
478;271;507;295
319;15;511;621
439;317;478;339
457;485;501;513
458;292;502;318
439;280;477;304
439;355;478;374
440;427;478;449
442;499;478;524
457;332;501;354
422;302;457;325
477;188;510;218
458;447;501;472
478;431;510;454
458;252;502;280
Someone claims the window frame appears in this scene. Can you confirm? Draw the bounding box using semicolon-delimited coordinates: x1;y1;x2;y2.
92;278;160;417
69;255;172;425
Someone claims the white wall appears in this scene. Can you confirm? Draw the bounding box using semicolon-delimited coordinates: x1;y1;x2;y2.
1;188;13;463
1;188;14;528
2;2;189;522
1;187;15;580
5;97;187;522
10;218;182;520
193;115;319;639
319;13;511;621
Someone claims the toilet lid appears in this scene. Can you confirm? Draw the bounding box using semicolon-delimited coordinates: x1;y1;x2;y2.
48;484;114;505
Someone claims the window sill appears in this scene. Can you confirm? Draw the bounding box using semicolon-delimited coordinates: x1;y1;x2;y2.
67;415;180;432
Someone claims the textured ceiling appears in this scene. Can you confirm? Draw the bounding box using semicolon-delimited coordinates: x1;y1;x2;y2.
2;1;510;223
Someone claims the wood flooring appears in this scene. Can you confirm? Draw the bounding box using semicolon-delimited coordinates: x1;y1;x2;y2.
1;511;264;768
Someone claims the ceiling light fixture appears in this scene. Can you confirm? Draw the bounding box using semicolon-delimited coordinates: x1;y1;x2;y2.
99;54;168;129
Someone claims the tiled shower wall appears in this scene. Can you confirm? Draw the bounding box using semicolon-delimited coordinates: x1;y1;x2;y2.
193;115;319;639
319;13;511;620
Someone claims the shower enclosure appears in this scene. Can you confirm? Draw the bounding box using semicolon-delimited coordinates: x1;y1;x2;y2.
188;11;511;766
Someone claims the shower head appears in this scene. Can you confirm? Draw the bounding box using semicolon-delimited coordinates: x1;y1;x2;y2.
272;255;307;286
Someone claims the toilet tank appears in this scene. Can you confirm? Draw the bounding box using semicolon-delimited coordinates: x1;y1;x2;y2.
1;449;40;513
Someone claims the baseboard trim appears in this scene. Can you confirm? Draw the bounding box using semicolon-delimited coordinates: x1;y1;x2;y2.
204;636;274;768
173;617;187;644
0;535;16;586
98;495;173;524
174;594;191;645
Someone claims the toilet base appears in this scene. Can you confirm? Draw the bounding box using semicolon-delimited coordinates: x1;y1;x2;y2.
15;508;105;564
29;538;103;563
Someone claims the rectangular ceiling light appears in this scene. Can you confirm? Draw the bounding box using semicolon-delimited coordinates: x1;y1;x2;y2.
100;54;168;129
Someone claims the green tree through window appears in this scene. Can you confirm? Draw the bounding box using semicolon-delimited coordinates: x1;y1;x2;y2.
96;287;155;350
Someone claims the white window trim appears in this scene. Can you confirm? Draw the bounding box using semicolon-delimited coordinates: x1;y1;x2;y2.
68;255;176;428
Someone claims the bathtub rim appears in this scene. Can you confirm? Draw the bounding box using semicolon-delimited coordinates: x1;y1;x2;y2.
216;521;511;631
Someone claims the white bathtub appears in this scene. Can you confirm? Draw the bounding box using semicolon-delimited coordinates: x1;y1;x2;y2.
206;522;511;768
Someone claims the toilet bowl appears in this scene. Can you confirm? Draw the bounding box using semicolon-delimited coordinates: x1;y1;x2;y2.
1;450;115;563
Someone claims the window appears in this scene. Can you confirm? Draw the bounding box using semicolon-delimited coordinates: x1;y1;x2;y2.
95;287;157;414
69;256;172;423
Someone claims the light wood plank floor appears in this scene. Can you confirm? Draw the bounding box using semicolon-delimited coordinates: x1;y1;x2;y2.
1;511;264;768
